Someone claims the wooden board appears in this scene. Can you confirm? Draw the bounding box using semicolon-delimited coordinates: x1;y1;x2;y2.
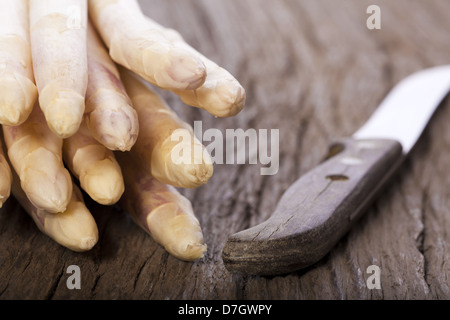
1;0;449;300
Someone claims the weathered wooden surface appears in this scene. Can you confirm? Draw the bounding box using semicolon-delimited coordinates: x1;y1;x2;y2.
1;0;450;300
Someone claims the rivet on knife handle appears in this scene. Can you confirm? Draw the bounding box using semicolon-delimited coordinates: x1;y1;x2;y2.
222;138;404;276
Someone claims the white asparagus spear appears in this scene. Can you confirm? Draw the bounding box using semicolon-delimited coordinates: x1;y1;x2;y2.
0;131;12;208
85;20;139;151
2;104;73;213
88;0;207;91
145;17;246;118
11;173;98;252
29;0;88;138
116;151;207;261
0;0;38;126
63;119;124;206
89;0;245;117
120;69;213;189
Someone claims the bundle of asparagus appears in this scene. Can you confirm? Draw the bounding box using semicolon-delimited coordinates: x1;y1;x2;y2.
0;0;245;261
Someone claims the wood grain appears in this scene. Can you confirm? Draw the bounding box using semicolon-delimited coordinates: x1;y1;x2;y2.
223;138;404;276
1;0;450;299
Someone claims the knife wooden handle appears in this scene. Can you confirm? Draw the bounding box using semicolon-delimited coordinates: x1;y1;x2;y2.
222;138;404;276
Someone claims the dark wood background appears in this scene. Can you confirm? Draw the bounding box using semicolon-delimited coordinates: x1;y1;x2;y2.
1;0;449;300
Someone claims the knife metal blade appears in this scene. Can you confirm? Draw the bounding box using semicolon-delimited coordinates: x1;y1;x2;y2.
354;65;450;153
222;65;450;276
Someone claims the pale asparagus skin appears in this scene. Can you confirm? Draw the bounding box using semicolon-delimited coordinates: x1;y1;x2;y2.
145;17;246;118
88;0;207;91
85;20;139;151
89;0;245;117
0;132;12;208
0;0;38;126
11;174;98;252
29;0;88;138
116;152;207;261
63;119;124;206
120;69;213;189
2;105;73;213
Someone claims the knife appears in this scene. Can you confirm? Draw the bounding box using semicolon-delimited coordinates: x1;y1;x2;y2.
222;65;450;276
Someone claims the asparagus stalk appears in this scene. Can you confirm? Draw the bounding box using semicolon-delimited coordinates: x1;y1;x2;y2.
145;17;246;118
29;0;88;138
88;0;207;91
116;151;207;261
89;0;245;117
0;0;38;126
0;131;12;208
85;20;139;151
120;68;213;189
63;119;124;206
2;105;73;213
12;173;98;252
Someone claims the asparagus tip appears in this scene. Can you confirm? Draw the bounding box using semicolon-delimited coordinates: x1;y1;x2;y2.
78;236;98;252
43;92;85;138
147;202;207;261
81;158;125;206
153;136;214;188
168;242;207;262
152;47;207;90
212;81;246;118
161;157;214;189
0;75;36;126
